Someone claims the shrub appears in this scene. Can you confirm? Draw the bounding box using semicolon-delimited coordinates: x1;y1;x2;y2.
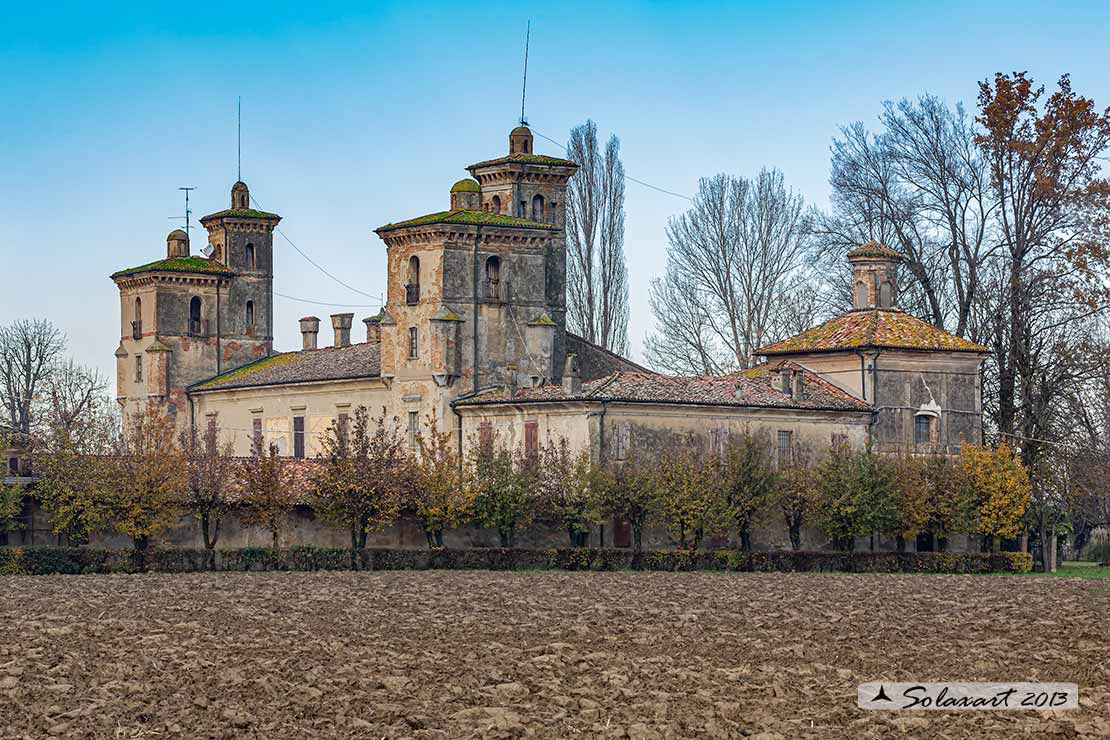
0;546;1033;575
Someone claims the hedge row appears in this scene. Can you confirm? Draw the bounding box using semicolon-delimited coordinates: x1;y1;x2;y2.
0;546;1032;576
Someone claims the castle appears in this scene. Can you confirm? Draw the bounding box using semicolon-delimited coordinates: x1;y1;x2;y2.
111;125;990;549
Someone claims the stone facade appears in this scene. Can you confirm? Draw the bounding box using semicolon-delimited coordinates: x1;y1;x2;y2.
109;130;991;552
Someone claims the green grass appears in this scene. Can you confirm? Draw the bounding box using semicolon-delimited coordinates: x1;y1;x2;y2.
1019;560;1110;578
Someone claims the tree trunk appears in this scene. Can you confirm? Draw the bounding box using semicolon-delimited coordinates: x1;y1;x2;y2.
271;529;279;550
739;528;752;553
895;535;906;553
434;529;444;547
632;523;643;552
937;536;948;552
499;527;513;548
1043;531;1058;573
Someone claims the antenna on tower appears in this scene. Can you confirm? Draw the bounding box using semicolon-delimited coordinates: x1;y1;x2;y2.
520;20;531;126
168;187;198;239
237;96;242;182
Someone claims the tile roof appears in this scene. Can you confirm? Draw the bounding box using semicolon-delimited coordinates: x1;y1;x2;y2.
757;308;989;355
467;153;578;170
111;257;234;279
375;209;558;233
566;332;652;380
199;208;280;222
847;241;903;260
456;362;869;411
191;342;380;392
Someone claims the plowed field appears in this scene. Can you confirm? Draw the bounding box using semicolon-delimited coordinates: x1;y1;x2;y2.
1;571;1107;738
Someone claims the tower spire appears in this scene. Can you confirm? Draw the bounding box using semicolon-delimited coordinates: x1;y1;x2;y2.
237;96;242;182
520;20;530;126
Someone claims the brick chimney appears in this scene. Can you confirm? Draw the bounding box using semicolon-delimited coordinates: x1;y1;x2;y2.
791;369;805;400
331;313;353;348
562;354;581;396
299;316;320;351
363;315;381;345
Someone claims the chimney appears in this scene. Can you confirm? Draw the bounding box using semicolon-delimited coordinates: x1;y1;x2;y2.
299;317;320;351
363;315;381;345
771;366;793;396
331;313;353;348
791;369;805;400
505;364;518;397
562;354;581;396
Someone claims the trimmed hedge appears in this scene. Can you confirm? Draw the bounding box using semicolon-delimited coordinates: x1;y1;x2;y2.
0;546;1032;576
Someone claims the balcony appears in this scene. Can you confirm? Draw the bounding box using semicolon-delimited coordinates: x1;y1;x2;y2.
188;318;204;336
131;320;142;340
405;283;420;305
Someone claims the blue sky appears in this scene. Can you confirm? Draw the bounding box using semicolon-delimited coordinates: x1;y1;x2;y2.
2;0;1108;382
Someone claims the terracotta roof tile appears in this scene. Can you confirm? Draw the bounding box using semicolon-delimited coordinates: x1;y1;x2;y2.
757;309;989;355
191;342;380;392
456;362;868;411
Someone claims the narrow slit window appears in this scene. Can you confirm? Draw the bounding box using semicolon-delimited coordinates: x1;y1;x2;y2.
408;327;418;359
245;243;256;272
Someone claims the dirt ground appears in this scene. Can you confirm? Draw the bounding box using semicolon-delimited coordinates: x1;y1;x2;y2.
1;571;1108;739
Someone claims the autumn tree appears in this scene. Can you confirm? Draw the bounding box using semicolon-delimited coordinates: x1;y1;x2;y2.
889;453;931;552
814;444;897;551
594;454;658;552
408;416;475;547
656;445;727;550
311;406;405;556
241;439;298;549
719;430;777;552
111;405;187;555
921;453;977;550
181;419;237;565
976;72;1110;470
471;441;537;547
961;440;1031;552
30;416;117;545
565;120;630;355
0;431;23;544
537;437;600;547
774;443;820;551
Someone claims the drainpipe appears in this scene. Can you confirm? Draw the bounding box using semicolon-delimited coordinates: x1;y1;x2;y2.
216;278;222;375
472;225;482;392
585;399;609;548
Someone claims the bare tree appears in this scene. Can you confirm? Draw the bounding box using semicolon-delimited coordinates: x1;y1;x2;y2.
565;120;630;355
646;170;810;373
0;319;65;434
813;96;998;335
43;359;110;437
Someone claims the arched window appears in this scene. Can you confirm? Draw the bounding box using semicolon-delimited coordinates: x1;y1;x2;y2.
879;281;892;308
854;281;868;308
189;296;202;335
485;256;501;300
406;256;420;304
245;300;255;331
522;139;530;153
531;194;545;221
245;243;256;272
132;297;142;339
491;195;501;214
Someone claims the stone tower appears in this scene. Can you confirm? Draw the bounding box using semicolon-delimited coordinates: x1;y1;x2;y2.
847;241;902;309
110;182;280;426
373;126;578;427
199;181;280;370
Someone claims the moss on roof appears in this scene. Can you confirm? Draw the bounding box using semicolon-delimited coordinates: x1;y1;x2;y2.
757;308;989;355
111;256;233;278
192;353;300;390
529;313;556;326
468;153;578;169
376;209;557;233
847;241;903;260
450;178;481;193
200;208;280;221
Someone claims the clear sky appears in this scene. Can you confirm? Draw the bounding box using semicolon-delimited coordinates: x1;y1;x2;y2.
2;0;1108;383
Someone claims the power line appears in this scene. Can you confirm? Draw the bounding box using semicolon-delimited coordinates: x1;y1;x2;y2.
274;291;379;309
531;129;693;202
247;192;380;301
